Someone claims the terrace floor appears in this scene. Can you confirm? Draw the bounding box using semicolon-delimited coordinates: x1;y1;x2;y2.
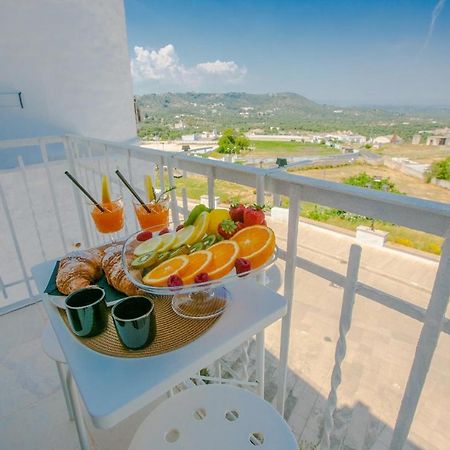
1;219;449;449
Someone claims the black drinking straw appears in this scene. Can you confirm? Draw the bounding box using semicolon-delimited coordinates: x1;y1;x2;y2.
64;171;105;212
115;169;151;213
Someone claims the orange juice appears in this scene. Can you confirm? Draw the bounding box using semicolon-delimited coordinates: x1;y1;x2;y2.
91;199;125;233
133;200;169;231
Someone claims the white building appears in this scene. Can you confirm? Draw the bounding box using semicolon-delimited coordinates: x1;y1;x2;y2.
0;0;137;142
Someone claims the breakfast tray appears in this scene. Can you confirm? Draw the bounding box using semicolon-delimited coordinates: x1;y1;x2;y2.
58;294;226;358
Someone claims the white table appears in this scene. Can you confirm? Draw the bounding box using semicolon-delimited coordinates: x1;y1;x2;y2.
32;260;287;445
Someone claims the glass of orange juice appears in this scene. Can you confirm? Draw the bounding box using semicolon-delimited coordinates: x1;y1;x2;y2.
90;197;125;239
133;195;169;231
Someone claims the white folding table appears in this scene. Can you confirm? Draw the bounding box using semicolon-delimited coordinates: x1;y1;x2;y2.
32;260;287;449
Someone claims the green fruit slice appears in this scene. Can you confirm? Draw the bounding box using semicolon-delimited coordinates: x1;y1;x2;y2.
189;241;204;253
134;236;163;256
202;234;217;248
185;204;210;226
155;251;171;264
131;252;158;269
170;245;189;258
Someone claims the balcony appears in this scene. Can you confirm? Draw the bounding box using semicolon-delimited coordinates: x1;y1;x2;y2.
1;134;449;449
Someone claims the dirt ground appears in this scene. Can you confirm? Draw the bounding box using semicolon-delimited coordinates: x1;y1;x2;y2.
292;163;450;205
376;144;450;163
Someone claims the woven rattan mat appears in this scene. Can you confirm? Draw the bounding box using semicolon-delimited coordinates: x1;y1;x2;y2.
59;295;225;358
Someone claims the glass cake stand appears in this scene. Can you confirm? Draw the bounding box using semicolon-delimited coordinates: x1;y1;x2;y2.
121;228;277;319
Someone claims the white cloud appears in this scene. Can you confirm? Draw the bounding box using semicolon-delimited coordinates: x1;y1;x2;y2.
130;44;246;86
420;0;447;53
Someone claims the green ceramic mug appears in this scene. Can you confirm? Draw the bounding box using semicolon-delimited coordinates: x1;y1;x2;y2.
111;296;156;350
65;286;108;337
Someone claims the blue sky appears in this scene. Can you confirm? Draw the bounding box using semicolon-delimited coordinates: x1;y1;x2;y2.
125;0;450;106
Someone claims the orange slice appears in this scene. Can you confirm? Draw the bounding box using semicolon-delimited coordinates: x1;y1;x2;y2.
142;255;189;286
178;250;213;285
207;240;240;280
231;225;275;269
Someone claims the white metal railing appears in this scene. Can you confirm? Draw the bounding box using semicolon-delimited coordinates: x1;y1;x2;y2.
1;134;450;449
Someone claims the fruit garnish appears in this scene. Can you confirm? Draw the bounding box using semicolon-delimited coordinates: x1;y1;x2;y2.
194;272;210;283
189;241;204;253
169;244;189;258
159;227;170;235
167;274;183;287
176;224;184;231
136;230;153;241
236;222;245;232
134;236;163;256
229;203;246;222
158;232;178;251
202;234;217;248
207;208;231;234
101;175;112;203
207;240;240;280
143;255;189;286
191;211;210;242
156;251;171;264
144;175;156;202
173;225;197;247
178;250;213;285
231;225;275;269
235;257;251;275
131;252;158;269
218;219;238;239
243;204;266;227
185;204;210;226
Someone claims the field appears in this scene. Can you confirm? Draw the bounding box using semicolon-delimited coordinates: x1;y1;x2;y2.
375;143;450;163
247;140;339;158
291;162;450;204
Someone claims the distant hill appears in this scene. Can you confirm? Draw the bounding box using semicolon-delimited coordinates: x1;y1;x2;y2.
136;92;450;140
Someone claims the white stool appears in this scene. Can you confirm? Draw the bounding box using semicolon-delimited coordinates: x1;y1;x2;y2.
129;384;297;450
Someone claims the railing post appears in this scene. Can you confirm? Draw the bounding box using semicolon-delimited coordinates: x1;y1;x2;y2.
64;136;91;248
276;187;300;415
320;244;362;450
389;229;450;449
207;167;215;209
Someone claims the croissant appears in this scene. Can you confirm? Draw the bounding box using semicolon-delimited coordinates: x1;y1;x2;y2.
56;248;104;295
102;245;141;296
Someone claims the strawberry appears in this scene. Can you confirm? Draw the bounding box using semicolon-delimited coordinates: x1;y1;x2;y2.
136;230;153;241
218;219;238;239
236;222;246;232
194;272;210;283
167;275;183;287
229;203;246;222
176;224;184;232
243;204;266;226
159;227;170;235
235;258;251;275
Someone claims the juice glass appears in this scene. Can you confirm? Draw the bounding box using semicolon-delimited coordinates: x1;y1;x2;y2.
133;195;169;231
90;198;125;235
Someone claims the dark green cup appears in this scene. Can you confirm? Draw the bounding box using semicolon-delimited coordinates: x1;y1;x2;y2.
65;286;108;337
111;296;156;350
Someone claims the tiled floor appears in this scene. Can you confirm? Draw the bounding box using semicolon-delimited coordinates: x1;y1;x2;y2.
1;220;449;449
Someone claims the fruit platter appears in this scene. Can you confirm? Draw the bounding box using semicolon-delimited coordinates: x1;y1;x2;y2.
121;202;277;318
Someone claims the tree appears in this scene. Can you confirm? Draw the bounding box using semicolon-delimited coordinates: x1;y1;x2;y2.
217;128;250;154
426;157;450;182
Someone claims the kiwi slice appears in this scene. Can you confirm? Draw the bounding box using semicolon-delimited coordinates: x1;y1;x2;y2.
131;252;158;269
156;251;171;264
170;245;189;258
189;241;204;253
202;234;217;248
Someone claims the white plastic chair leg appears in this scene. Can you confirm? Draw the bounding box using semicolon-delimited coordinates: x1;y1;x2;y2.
55;361;75;421
68;374;92;450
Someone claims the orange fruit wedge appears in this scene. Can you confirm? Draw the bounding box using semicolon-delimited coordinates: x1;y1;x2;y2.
207;240;240;280
231;225;275;269
178;250;213;285
142;255;189;286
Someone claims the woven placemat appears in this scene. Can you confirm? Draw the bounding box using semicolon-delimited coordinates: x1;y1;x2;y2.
59;295;225;358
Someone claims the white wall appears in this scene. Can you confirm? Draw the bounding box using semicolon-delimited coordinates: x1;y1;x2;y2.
0;0;137;142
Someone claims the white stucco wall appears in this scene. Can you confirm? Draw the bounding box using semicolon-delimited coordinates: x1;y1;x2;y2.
0;0;136;142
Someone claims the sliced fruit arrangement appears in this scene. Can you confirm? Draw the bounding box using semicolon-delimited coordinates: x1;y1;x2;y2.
127;201;276;287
